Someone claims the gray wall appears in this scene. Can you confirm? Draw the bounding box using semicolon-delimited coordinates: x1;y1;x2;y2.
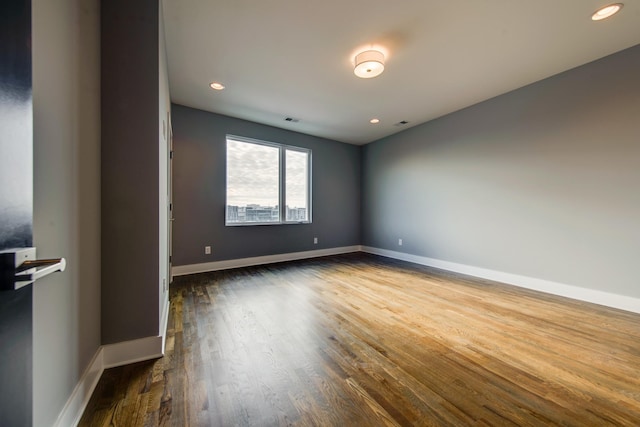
362;45;640;299
172;105;361;265
32;0;101;424
102;0;160;344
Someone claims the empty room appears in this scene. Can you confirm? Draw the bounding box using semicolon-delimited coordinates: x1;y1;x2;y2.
1;0;639;426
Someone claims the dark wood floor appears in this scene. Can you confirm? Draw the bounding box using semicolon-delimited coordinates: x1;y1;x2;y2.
79;253;640;426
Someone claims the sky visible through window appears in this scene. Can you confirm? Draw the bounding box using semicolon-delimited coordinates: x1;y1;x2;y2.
285;149;308;209
226;138;309;223
226;139;279;207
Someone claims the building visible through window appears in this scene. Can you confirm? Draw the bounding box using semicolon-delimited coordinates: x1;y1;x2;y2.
226;135;311;225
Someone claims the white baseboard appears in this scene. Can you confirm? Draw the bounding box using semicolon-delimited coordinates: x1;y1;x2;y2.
56;288;171;425
174;245;640;313
53;347;104;427
171;245;362;276
102;335;164;369
56;245;639;426
56;334;166;426
362;246;640;314
160;294;170;353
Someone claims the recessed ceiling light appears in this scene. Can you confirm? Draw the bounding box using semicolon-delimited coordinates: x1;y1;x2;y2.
354;50;385;79
369;118;380;124
592;3;623;20
209;82;225;90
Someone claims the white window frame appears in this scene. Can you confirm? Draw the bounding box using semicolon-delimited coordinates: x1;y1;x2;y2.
225;135;312;226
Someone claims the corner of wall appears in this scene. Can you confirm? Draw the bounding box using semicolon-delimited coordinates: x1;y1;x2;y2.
52;348;104;427
53;328;170;427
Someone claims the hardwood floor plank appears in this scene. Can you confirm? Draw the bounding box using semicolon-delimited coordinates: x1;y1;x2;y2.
79;253;640;426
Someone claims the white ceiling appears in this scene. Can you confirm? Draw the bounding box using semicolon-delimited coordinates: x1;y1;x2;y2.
162;0;640;145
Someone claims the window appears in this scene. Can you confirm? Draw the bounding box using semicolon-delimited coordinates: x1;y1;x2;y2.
226;135;311;225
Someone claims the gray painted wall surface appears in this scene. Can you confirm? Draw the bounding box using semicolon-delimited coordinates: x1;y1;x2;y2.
172;105;361;265
32;0;101;424
362;45;640;298
102;0;160;344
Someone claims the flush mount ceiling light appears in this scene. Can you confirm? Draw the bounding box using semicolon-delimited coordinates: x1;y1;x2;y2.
209;82;225;90
592;3;623;20
369;118;380;124
354;50;385;78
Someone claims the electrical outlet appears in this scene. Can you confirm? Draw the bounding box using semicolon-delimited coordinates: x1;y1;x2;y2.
205;246;211;255
398;238;403;246
314;237;318;244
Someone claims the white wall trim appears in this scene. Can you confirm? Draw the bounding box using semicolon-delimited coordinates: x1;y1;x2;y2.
57;246;361;426
53;347;104;427
172;245;362;276
102;335;164;369
361;246;640;314
56;245;639;426
160;294;170;353
56;335;165;426
174;245;640;313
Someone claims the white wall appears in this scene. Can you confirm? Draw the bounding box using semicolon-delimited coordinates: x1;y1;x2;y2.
32;0;101;425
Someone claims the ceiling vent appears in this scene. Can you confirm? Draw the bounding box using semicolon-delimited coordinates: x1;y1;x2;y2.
394;120;409;127
284;117;300;123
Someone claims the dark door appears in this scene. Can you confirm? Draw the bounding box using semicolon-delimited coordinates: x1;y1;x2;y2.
0;0;34;425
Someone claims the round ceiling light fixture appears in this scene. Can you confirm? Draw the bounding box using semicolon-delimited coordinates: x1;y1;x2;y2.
354;50;385;78
592;3;623;20
369;118;380;124
209;82;225;90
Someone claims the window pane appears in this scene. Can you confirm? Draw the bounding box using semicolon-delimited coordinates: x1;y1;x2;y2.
226;139;280;223
285;149;308;222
